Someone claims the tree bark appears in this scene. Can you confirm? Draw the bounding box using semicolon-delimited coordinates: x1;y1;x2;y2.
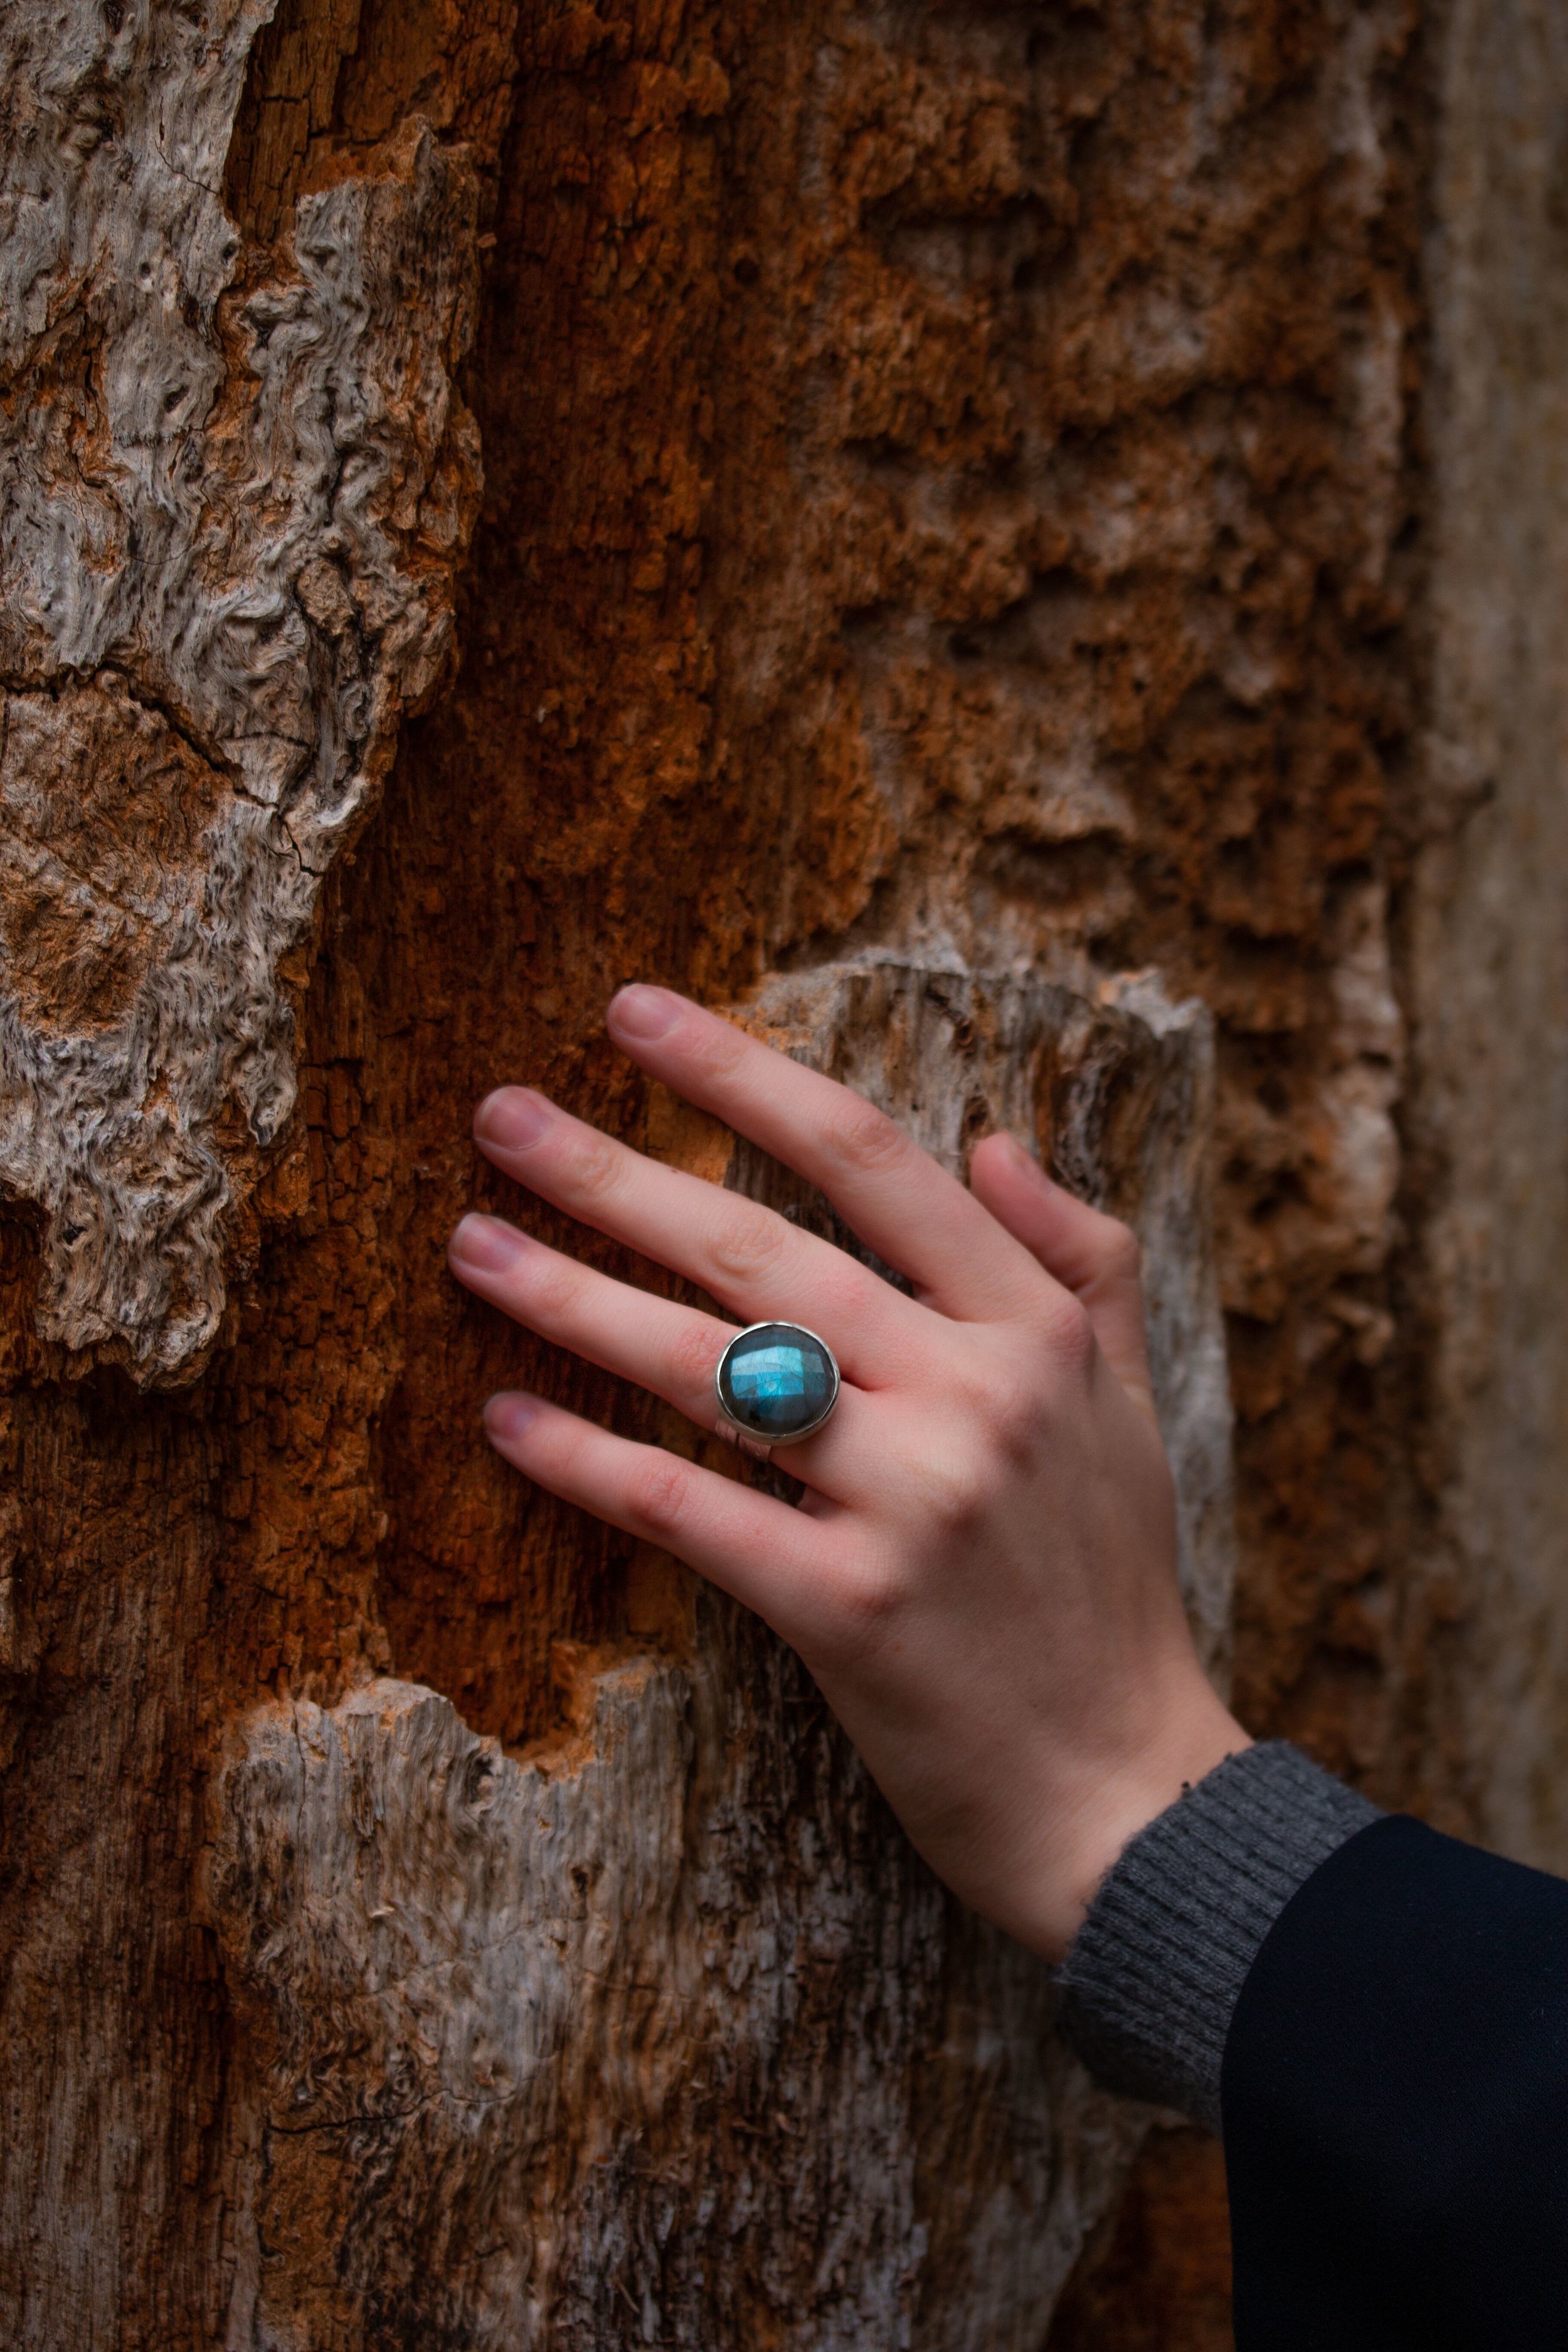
203;962;1231;2346
4;1;1568;2345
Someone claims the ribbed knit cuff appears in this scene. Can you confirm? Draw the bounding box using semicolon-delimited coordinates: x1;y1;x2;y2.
1054;1742;1382;2133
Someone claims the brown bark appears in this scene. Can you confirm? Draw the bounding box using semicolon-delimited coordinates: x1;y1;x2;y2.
4;0;1568;2344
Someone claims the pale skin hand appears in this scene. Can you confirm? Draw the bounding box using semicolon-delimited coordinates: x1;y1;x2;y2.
448;984;1249;1963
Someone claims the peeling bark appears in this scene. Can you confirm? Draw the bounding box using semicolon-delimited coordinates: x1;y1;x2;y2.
0;3;484;1375
5;0;1568;2343
209;965;1231;2350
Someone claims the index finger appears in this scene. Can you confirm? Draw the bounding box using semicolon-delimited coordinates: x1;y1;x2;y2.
605;985;1052;1323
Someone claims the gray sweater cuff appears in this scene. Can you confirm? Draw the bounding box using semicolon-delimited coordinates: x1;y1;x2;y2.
1054;1741;1382;2133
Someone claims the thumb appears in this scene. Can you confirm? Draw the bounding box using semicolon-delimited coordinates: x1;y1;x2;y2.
968;1132;1157;1422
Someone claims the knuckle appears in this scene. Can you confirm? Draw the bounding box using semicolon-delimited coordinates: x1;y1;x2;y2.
1093;1215;1142;1284
525;1257;586;1322
947;1345;1039;1439
821;1555;907;1657
561;1127;626;1205
904;1445;987;1535
1042;1290;1097;1373
820;1093;909;1178
931;1468;987;1535
689;1017;751;1081
667;1318;724;1396
807;1258;880;1329
627;1452;693;1537
705;1202;788;1287
975;1364;1045;1450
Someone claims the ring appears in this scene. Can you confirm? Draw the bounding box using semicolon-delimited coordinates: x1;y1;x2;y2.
714;1322;841;1464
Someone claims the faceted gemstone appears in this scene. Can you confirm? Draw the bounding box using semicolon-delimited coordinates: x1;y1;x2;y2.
718;1323;837;1440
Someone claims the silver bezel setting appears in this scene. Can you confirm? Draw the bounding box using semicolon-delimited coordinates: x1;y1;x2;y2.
713;1321;842;1449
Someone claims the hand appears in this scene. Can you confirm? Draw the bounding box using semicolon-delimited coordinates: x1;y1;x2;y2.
448;985;1249;1961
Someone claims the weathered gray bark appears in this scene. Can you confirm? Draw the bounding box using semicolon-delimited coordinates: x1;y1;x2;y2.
1;22;1244;2333
209;964;1236;2348
0;0;482;1377
9;0;1568;2341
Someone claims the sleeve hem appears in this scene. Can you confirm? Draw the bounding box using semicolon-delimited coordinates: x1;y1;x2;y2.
1054;1741;1382;2131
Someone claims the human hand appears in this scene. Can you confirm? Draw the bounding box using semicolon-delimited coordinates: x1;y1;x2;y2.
448;985;1248;1962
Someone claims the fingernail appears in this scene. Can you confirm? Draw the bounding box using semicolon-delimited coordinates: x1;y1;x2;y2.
475;1088;553;1151
484;1392;542;1444
608;984;681;1042
450;1213;528;1273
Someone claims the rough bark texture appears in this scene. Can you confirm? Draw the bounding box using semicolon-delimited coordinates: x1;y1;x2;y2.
0;0;490;1375
204;965;1231;2348
4;0;1568;2344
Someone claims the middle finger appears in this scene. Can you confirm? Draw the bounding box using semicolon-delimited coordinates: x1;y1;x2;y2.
470;1088;926;1385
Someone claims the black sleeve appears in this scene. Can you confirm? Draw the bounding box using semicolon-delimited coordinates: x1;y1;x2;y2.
1223;1812;1568;2351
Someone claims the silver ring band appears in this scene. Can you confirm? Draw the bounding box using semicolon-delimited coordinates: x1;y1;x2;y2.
713;1322;841;1456
715;1422;776;1465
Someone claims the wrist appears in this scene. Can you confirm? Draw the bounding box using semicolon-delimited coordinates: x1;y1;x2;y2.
1031;1680;1252;1962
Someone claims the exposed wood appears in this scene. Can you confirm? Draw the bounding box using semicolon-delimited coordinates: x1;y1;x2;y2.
4;0;1568;2343
0;0;487;1376
209;964;1232;2349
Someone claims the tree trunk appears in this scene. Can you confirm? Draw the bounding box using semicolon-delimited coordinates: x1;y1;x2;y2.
3;2;1567;2346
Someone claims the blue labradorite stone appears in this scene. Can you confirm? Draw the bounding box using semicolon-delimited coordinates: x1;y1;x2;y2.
718;1323;837;1440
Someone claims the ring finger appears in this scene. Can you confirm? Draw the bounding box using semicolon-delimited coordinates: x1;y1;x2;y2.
448;1212;872;1497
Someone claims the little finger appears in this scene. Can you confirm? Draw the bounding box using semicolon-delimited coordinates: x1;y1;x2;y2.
482;1392;849;1640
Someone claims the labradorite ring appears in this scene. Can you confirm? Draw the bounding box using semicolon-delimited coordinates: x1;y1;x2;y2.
713;1322;841;1463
